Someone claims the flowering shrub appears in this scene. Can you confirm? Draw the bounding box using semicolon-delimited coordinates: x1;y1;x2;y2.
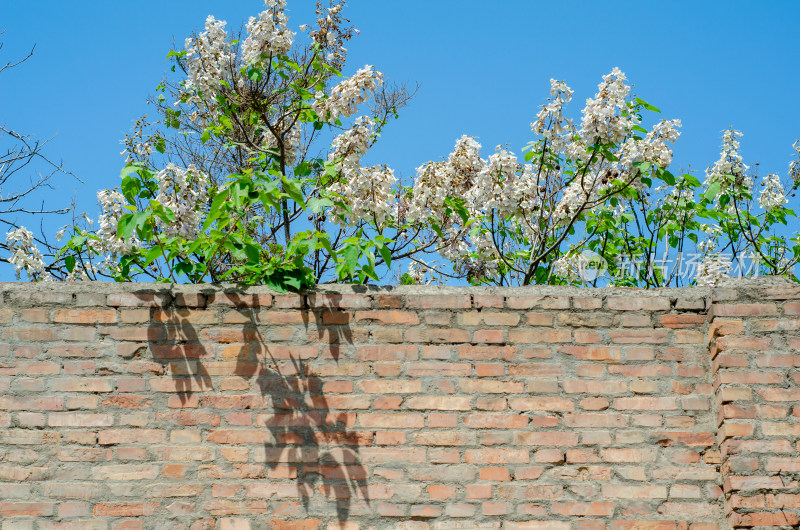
5;1;799;288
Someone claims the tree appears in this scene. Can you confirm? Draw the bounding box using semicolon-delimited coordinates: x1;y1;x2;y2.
60;0;420;289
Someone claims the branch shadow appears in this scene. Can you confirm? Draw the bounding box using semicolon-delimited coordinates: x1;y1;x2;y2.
147;289;369;523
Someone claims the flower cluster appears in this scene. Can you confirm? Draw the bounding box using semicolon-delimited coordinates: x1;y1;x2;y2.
407;67;690;285
757;173;788;211
240;0;294;66
789;140;800;184
308;0;354;69
313;65;383;122
155;164;209;239
409;135;483;224
328;116;375;168
260;120;303;164
407;261;428;284
695;254;732;286
97;189;138;256
6;227;47;280
705;128;751;193
531;79;574;155
553;252;581;282
617;119;682;178
579;68;636;147
330;165;396;227
326;117;396;226
184;16;233;97
120;116;155;164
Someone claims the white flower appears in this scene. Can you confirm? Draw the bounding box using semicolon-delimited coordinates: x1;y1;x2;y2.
617;119;682;178
97;189;138;255
695;254;731;286
313;65;383;122
241;0;295;66
409;135;484;225
328;164;397;227
531;78;574;154
705;128;751;195
789;140;800;183
757;173;787;211
184;15;234;97
325;116;395;226
6;227;48;280
155;164;209;239
407;261;428;284
553;253;579;281
579;67;636;147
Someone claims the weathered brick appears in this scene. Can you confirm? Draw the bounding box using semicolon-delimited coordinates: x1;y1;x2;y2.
607;296;670;311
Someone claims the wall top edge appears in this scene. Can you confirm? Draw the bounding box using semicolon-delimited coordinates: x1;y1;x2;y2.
0;276;793;298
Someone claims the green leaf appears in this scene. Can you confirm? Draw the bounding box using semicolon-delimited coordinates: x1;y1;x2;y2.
659;170;675;185
64;255;76;273
703;182;721;202
683;174;701;187
203;188;230;230
120;165;142;180
306;197;333;214
281;177;305;206
201;130;211;144
117;213;137;239
342;245;359;276
376;240;392;268
144;246;163;266
635;97;661;113
244;243;261;264
154;137;166;154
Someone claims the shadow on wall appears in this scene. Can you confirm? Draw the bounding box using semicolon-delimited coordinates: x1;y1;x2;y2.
146;291;369;523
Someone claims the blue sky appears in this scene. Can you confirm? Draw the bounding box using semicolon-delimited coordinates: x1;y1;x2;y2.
1;1;799;278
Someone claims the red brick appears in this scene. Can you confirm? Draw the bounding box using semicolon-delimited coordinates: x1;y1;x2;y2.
514;432;579;446
460;379;524;394
357;380;421;394
98;429;166;445
465;414;528;429
509;328;571;343
406;396;471;410
607;296;670;311
0;502;55;516
358;413;424;428
355;345;417;361
49;378;113;393
609;329;669;343
465;448;529;464
506;296;569;309
406;295;471;309
107;293;170;307
509;397;574;411
614;396;677;410
601;484;667;498
552;501;614;516
94;502;158;516
559;345;621;361
711;302;778;317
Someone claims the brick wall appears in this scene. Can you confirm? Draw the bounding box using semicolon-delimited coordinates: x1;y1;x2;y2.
0;279;797;529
